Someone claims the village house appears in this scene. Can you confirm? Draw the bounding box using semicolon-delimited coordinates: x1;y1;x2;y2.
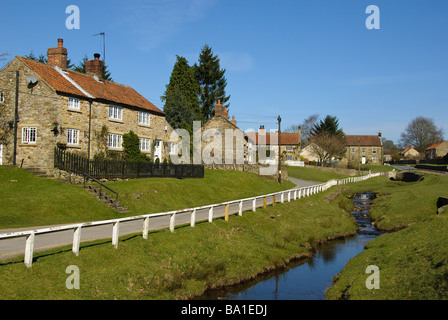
342;133;383;165
0;39;176;172
425;141;448;160
300;132;383;166
246;125;301;164
399;145;420;160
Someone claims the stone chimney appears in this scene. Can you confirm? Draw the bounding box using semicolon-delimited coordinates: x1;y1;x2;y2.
214;100;228;118
47;38;68;69
259;125;265;135
230;115;237;126
85;53;104;79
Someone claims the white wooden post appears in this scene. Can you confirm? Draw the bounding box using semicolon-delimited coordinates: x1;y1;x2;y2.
298;189;302;199
112;221;119;249
281;192;284;203
170;213;176;232
294;190;297;200
239;201;243;216
73;226;82;256
209;206;214;222
143;217;150;239
24;232;35;268
191;209;196;227
307;188;310;197
252;198;256;212
288;191;291;202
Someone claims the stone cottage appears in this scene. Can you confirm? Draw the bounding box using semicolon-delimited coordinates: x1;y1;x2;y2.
0;39;176;172
425;141;448;160
343;133;383;165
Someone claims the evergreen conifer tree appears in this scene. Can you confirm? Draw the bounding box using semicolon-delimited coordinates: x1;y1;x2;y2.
162;55;201;131
194;45;230;122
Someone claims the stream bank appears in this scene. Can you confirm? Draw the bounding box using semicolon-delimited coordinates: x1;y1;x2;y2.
195;192;382;300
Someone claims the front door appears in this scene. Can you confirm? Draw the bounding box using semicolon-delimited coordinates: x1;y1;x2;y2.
154;140;162;161
361;156;366;164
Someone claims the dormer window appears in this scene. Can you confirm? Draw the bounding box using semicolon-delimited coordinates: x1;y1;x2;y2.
109;105;122;121
68;97;80;110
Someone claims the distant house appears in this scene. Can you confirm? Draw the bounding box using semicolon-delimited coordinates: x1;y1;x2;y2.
246;125;301;163
0;39;176;172
425;141;448;160
342;133;383;165
399;145;420;159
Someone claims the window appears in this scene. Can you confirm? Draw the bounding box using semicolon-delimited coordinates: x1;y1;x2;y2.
285;146;293;151
68;97;80;110
372;156;377;162
169;142;176;155
372;148;377;154
67;128;79;145
109;105;122;121
108;133;122;149
0;92;4;103
362;148;366;153
138;111;150;126
351;148;356;153
140;138;150;152
22;127;37;144
286;155;293;161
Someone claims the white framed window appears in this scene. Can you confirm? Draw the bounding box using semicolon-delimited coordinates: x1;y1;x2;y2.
22;127;37;144
68;97;80;110
351;148;356;153
372;148;377;154
138;111;150;126
109;105;123;121
0;92;4;103
372;156;377;162
108;133;122;149
286;155;293;161
139;138;150;152
285;146;293;151
362;148;366;153
67;128;79;145
169;142;176;155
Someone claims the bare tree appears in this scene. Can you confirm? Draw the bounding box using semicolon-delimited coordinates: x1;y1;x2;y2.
285;114;319;146
400;116;444;153
310;132;346;166
1;53;10;69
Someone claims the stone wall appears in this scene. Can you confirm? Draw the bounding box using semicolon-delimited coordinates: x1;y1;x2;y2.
204;163;288;181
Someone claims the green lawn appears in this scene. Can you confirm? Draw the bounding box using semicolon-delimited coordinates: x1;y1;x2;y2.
0;167;294;229
287;166;349;182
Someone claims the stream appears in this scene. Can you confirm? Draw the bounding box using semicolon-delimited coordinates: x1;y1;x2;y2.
197;192;382;300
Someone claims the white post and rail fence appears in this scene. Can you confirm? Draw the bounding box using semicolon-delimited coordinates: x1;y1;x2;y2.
0;172;385;268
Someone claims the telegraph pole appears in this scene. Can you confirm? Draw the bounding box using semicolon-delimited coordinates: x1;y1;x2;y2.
278;115;281;183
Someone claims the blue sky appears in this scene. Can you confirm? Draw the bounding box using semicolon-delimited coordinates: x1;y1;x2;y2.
1;0;447;144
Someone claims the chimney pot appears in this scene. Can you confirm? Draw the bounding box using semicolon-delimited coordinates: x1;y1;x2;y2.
47;38;68;69
85;54;104;79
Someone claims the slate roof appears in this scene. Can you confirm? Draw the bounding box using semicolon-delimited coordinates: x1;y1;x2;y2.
18;56;164;115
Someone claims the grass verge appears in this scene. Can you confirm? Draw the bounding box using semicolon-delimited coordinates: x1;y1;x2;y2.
0;167;294;229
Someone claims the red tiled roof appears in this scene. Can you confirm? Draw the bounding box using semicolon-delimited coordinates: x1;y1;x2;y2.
18;57;164;115
246;132;300;146
345;135;382;147
426;141;447;150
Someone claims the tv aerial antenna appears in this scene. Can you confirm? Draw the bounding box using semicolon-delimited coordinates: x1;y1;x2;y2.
93;32;106;65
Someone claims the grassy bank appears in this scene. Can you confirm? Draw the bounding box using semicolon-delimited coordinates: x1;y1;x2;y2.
287;166;349;182
0;167;294;229
0;181;356;299
325;174;448;300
